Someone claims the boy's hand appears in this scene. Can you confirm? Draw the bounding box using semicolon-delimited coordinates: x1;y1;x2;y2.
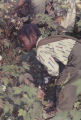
37;87;45;100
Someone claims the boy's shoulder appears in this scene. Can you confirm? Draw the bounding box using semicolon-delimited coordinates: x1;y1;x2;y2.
37;35;78;48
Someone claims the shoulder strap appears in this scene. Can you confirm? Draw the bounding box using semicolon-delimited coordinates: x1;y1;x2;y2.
37;35;78;48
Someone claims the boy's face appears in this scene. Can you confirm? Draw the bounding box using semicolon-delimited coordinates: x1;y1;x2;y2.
19;35;33;51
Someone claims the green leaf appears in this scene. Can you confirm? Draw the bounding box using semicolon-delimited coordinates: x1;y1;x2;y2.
0;86;3;93
28;101;42;120
18;109;27;117
22;62;30;70
4;41;10;48
3;101;13;114
20;85;37;105
72;78;81;95
2;77;9;86
70;110;81;120
51;111;70;120
13;87;22;95
21;94;34;106
12;97;21;105
0;3;4;9
77;20;81;26
2;65;25;77
21;85;37;96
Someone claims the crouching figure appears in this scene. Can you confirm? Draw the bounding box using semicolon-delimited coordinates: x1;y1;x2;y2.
18;24;81;111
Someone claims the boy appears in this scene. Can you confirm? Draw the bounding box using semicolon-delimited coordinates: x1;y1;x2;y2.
18;24;81;111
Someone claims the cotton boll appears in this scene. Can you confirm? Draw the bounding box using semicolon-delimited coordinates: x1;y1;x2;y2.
0;55;2;61
2;85;6;92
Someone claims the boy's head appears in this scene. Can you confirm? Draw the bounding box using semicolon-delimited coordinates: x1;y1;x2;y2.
18;24;40;51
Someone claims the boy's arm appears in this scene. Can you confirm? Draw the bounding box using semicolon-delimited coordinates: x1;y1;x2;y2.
37;49;59;77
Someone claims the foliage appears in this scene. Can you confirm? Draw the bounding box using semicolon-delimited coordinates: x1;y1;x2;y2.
51;111;70;120
0;65;43;120
32;14;65;38
0;0;81;120
51;110;81;120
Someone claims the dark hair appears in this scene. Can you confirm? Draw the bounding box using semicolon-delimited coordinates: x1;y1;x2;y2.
18;24;41;40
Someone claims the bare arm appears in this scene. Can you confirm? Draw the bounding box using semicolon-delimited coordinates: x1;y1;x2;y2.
37;49;59;76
